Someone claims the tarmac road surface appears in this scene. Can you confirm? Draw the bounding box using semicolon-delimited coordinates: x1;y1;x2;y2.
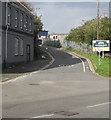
2;47;109;119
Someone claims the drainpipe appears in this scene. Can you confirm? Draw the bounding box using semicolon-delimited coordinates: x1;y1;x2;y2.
5;1;8;67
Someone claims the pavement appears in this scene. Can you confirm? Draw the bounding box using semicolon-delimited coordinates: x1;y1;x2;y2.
2;48;51;82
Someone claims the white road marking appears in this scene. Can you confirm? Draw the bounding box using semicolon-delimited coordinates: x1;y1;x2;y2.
31;114;54;118
87;102;111;108
68;65;75;67
79;58;86;72
67;52;86;72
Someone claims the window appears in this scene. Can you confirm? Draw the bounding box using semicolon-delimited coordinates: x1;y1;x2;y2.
29;17;32;32
7;6;11;26
53;36;55;40
19;39;23;55
15;10;18;27
25;15;28;31
20;13;23;29
14;38;19;55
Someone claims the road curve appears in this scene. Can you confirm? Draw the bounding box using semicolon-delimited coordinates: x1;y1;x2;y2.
2;47;109;119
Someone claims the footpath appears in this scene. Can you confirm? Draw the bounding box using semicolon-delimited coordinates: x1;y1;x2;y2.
2;50;51;82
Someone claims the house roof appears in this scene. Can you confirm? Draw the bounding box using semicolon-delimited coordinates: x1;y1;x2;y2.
50;33;68;36
12;0;34;15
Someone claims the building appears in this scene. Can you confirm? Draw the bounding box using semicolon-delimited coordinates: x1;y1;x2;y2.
0;2;2;69
38;30;48;38
49;33;68;41
38;30;48;44
1;2;34;67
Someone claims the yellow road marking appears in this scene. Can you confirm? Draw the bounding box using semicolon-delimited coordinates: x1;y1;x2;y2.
0;50;55;85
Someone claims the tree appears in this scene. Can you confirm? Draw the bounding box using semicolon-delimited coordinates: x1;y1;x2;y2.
99;17;111;40
19;0;34;12
33;15;43;58
66;17;110;45
20;1;43;58
34;15;43;38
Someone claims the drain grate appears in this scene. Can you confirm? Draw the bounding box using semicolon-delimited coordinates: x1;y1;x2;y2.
29;83;40;86
54;111;79;117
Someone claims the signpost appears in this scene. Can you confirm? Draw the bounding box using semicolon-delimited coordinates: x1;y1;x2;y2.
93;40;110;52
92;40;110;65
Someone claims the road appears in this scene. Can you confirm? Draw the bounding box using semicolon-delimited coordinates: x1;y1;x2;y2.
2;47;109;119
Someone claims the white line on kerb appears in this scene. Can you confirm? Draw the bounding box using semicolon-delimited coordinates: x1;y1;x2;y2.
31;114;54;118
67;52;86;72
87;102;111;108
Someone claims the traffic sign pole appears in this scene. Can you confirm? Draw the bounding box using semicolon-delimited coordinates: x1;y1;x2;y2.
102;51;104;58
98;51;101;65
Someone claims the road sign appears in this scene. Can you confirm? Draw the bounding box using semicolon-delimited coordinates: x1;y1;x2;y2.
93;40;110;52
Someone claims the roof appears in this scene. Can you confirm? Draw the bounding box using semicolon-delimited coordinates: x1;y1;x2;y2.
11;0;34;15
50;33;68;36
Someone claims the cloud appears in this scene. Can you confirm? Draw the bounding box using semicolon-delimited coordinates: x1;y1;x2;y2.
31;2;109;33
28;0;110;2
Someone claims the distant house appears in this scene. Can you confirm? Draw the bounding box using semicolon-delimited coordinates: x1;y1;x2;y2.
1;2;34;67
49;33;68;41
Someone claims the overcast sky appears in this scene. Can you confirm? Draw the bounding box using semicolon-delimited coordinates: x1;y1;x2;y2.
31;2;109;34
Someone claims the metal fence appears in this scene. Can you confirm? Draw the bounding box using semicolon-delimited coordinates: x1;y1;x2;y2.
60;39;93;54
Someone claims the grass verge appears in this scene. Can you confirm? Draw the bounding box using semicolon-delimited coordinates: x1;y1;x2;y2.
63;47;111;78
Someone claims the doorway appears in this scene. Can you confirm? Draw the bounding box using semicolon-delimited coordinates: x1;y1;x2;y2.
26;44;30;62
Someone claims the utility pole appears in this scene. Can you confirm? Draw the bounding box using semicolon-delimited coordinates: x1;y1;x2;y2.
97;0;99;40
97;0;102;63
